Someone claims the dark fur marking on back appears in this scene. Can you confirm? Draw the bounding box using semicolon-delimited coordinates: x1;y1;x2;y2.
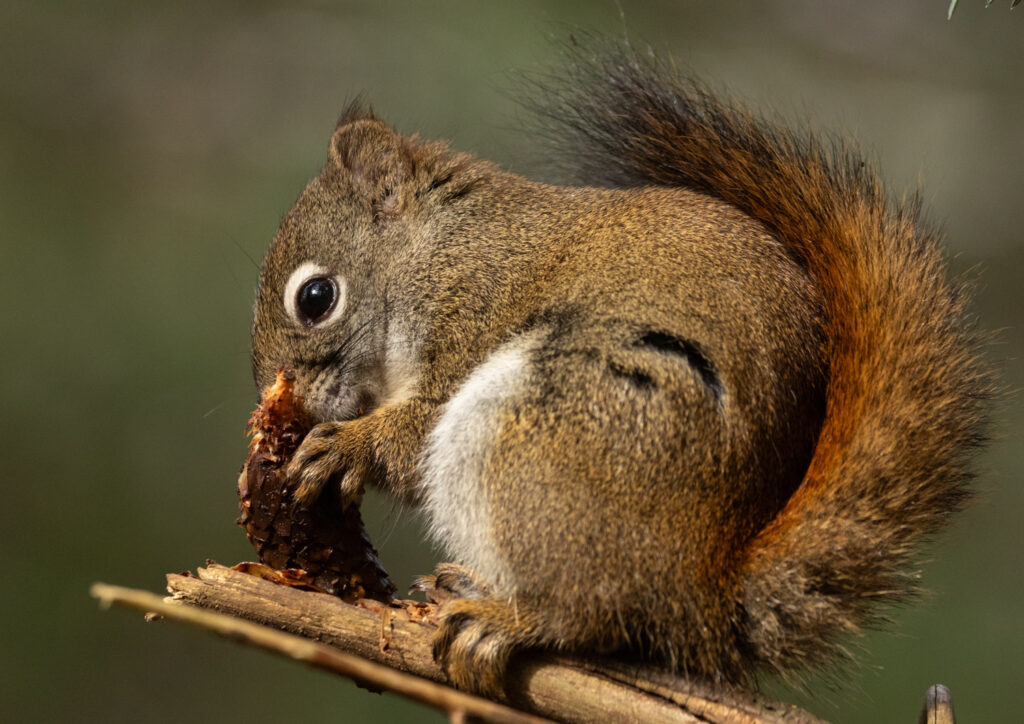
425;171;454;193
420;170;481;204
445;180;479;202
636;331;722;399
608;361;656;390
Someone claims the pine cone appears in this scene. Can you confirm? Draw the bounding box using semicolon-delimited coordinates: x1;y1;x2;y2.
236;368;395;602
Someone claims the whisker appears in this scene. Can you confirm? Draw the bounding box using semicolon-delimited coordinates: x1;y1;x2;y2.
202;400;228;419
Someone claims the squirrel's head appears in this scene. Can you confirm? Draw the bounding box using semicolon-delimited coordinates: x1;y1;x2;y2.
250;106;487;421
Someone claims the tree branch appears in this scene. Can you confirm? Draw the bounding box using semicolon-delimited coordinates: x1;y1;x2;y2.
91;581;542;724
93;563;825;724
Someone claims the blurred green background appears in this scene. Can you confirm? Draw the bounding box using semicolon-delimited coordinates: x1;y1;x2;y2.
1;1;1020;722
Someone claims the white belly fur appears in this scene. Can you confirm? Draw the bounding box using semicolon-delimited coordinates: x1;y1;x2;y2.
419;334;538;589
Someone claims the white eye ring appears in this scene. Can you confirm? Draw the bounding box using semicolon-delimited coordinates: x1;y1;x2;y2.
283;262;347;327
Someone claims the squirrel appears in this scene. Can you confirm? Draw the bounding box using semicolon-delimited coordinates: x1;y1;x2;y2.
248;46;990;696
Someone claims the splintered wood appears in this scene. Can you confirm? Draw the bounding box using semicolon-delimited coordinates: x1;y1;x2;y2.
236;368;395;603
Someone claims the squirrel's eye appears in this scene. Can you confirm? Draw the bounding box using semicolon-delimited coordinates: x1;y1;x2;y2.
282;264;346;327
296;277;337;324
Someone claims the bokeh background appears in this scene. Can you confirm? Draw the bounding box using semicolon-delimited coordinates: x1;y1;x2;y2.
2;1;1020;722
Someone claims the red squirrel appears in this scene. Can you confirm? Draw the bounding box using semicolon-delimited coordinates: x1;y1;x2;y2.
248;46;990;695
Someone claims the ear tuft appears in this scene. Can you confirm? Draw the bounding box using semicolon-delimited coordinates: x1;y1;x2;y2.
335;97;377;127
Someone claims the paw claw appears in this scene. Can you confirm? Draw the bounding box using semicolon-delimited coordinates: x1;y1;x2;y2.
409;574;437;598
412;563;493;604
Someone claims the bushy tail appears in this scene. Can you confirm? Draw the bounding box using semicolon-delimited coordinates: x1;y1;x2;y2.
527;45;991;675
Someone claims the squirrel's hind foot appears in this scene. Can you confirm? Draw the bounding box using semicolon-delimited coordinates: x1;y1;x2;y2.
432;596;532;698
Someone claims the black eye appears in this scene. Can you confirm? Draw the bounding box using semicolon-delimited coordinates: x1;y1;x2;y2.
296;277;337;324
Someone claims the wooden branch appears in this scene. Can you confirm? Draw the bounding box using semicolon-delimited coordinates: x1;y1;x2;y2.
91;581;542;724
96;562;823;724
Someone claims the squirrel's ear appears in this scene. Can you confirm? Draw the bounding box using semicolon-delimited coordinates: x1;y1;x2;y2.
329;116;409;215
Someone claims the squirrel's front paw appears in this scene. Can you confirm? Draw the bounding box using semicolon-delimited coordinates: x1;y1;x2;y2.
433;598;523;698
284;421;372;507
